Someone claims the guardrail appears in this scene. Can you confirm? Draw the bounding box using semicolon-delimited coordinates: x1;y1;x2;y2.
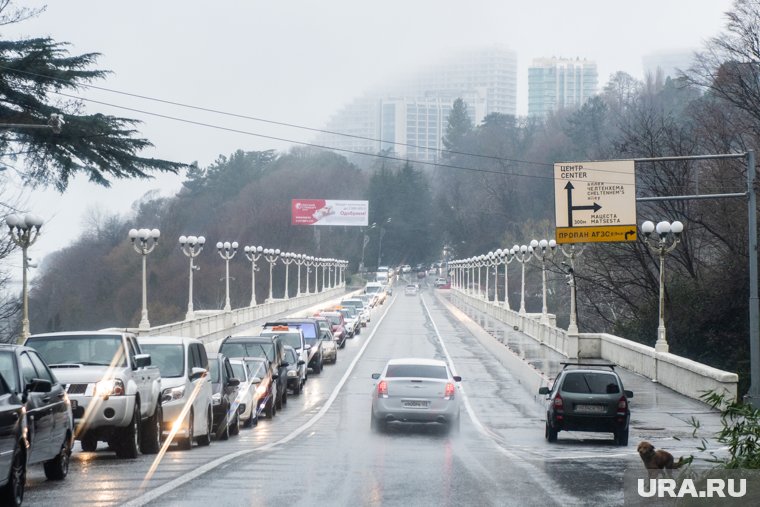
449;288;738;402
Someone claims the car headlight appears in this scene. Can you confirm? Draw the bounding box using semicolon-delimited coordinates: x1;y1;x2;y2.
212;392;222;405
255;383;268;396
161;385;186;404
94;378;125;398
287;370;298;377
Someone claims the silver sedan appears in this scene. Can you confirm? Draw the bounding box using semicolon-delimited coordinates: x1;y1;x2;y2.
370;358;461;433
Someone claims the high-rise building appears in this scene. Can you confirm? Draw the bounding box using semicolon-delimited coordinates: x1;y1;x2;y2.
528;57;598;117
316;46;516;163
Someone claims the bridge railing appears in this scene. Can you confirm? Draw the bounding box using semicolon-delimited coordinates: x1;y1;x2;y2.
449;288;738;402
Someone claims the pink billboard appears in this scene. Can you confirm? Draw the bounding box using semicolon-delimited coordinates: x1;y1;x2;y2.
291;199;369;226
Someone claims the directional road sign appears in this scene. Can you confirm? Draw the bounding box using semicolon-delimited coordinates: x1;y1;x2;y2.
554;160;637;244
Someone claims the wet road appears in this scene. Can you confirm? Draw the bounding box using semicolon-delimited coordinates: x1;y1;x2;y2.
22;284;724;506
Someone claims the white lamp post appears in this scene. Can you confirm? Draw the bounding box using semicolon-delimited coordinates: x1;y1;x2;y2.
484;252;494;302
304;256;314;294
476;255;484;299
216;241;238;312
559;244;585;335
499;248;515;309
641;220;684;353
264;248;281;302
281;252;296;299
532;238;557;325
294;254;305;296
6;213;43;342
513;244;534;316
179;235;206;320
129;227;160;329
243;245;263;306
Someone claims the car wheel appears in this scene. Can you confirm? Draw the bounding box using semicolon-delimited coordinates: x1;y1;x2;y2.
229;413;240;436
282;388;288;406
275;390;283;410
80;435;98;452
43;433;71;480
116;404;141;458
140;403;162;454
615;428;629;446
293;381;301;395
313;359;322;374
218;409;230;441
178;409;194;450
196;409;212;447
265;398;274;418
0;442;25;507
546;420;558;443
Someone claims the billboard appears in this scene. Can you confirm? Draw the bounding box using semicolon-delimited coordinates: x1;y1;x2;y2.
291;199;369;226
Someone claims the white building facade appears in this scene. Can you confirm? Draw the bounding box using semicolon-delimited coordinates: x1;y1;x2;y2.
528;57;598;117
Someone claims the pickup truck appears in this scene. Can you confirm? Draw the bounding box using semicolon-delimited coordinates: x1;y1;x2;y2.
25;331;162;458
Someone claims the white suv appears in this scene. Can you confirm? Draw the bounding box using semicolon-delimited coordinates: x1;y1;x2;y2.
137;336;213;450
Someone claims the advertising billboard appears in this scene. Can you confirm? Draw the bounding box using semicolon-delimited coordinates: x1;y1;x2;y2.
291;199;369;226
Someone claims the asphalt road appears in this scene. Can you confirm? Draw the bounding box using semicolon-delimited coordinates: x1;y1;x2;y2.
22;284;725;506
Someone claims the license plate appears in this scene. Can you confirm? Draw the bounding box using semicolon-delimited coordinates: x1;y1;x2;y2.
575;404;605;413
402;400;430;408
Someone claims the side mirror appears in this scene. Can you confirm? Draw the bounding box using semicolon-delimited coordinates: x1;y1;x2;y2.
280;362;290;368
452;376;462;382
251;376;262;385
297;360;305;366
625;390;634;399
190;367;206;381
27;378;52;393
272;374;279;380
371;373;380;380
228;377;240;387
305;344;312;351
134;354;152;368
538;387;550;395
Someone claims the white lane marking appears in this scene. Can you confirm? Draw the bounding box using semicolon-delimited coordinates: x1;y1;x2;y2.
123;296;398;507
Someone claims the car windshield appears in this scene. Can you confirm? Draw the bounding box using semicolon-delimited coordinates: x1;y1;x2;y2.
365;286;381;294
385;364;448;379
208;359;221;383
285;349;297;363
324;314;341;325
561;372;620;394
0;351;19;392
140;344;184;378
27;335;127;367
265;332;301;350
0;372;9;396
220;342;273;361
317;321;330;331
230;362;247;381
246;360;266;379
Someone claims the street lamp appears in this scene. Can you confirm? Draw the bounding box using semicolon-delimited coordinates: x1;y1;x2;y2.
499;248;515;309
513;244;534;316
304;256;315;294
281;252;296;299
216;241;238;312
360;224;375;273
6;213;43;342
377;218;391;268
559;244;585;335
641;220;684;353
243;245;263;306
129;227;160;329
294;254;306;296
321;258;328;292
264;248;280;301
531;238;557;325
485;252;495;302
179;235;205;320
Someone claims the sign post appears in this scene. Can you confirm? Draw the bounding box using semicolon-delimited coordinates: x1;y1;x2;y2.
554;160;637;244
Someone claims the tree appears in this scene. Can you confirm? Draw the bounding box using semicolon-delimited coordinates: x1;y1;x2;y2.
0;1;184;191
441;98;473;155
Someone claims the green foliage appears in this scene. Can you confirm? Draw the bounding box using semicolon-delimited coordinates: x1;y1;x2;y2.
697;391;760;469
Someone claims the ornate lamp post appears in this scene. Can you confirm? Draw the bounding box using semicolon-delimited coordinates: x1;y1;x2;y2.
559;244;585;335
641;220;684;353
499;248;515;309
281;252;296;299
513;244;534;316
216;241;238;312
531;239;557;325
294;254;306;296
492;250;501;304
6;213;43;342
477;255;486;299
129;227;160;329
243;245;263;306
321;258;328;292
179;235;205;320
484;252;494;302
304;256;315;295
263;248;281;302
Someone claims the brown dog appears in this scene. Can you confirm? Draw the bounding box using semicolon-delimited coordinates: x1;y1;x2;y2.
637;441;684;477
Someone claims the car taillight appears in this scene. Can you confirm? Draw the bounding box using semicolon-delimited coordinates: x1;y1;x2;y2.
553;393;564;411
377;381;388;397
617;395;628;412
444;382;455;399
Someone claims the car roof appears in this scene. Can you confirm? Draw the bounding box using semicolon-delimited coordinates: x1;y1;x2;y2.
28;331;133;338
386;358;448;367
0;344;31;353
137;336;200;346
225;335;275;342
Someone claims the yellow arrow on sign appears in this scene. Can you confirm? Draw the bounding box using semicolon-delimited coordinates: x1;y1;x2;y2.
556;225;637;244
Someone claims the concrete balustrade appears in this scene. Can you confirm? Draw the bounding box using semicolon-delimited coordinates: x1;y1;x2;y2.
450;288;738;402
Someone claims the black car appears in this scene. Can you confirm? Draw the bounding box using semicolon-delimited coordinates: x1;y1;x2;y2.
264;319;323;374
282;347;305;396
207;353;241;440
0;372;26;506
0;344;73;483
219;336;289;411
538;363;633;445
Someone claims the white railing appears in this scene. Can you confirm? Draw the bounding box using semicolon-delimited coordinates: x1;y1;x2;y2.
449;288;739;402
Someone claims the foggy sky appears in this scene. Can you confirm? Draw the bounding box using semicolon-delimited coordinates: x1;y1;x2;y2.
3;0;733;267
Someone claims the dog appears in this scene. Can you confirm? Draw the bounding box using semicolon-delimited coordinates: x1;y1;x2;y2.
637;441;684;477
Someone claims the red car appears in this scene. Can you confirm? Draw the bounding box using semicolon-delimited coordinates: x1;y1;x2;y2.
317;311;348;348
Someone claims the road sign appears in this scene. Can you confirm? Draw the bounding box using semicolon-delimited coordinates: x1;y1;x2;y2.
554;160;637;244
